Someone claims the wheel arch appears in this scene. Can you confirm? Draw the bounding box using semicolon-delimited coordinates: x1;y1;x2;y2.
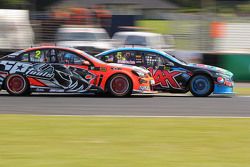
104;72;134;93
191;70;214;80
4;73;31;94
188;70;215;95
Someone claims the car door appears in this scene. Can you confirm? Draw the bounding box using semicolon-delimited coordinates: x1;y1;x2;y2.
17;48;96;92
13;48;56;91
139;51;187;91
54;49;96;92
20;49;55;80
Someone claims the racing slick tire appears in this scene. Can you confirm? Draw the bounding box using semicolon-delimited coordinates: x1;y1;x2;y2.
5;74;30;96
107;74;132;97
189;74;213;97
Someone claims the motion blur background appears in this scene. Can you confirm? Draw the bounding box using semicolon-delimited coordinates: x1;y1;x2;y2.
1;0;250;81
1;2;250;167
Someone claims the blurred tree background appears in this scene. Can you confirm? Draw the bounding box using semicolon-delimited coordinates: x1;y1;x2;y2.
1;0;28;8
167;0;249;8
167;0;250;13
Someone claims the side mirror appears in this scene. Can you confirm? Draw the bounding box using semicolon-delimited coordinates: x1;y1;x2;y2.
165;62;174;67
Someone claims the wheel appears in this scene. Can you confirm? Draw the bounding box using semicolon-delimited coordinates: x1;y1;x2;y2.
107;74;132;97
189;75;213;97
5;74;30;96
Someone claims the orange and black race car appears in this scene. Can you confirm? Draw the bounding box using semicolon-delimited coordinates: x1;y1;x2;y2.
0;46;155;97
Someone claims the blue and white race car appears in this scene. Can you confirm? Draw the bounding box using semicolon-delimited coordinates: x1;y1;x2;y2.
96;48;234;97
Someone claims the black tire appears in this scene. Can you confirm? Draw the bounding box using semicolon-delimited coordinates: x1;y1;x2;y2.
189;75;213;97
5;74;30;96
107;74;132;97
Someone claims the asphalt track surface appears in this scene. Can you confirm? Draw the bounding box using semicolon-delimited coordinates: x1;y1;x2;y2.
0;92;250;117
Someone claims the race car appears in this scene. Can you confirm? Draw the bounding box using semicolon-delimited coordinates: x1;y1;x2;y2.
0;46;155;97
96;48;234;97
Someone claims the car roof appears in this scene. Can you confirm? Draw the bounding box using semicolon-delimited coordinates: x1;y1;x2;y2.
113;31;161;37
96;47;187;66
57;27;107;33
16;46;85;56
97;47;165;56
24;46;75;51
5;46;83;58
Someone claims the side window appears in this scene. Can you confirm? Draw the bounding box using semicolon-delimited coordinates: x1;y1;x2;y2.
21;53;29;62
101;51;138;65
30;50;47;63
47;49;58;63
142;52;164;69
21;49;49;63
115;51;136;65
101;52;117;63
57;50;85;65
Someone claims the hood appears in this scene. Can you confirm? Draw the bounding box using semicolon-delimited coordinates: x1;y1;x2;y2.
109;63;150;74
188;63;233;76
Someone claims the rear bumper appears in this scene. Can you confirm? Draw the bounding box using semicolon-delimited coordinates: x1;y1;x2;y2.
213;83;234;94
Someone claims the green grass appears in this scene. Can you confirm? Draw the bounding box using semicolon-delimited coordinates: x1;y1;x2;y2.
136;20;172;34
235;87;250;95
1;115;250;167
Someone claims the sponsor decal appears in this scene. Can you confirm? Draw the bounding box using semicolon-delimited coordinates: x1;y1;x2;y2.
0;61;96;92
0;61;31;73
111;67;122;70
26;64;54;79
26;70;53;78
225;80;233;87
139;86;150;91
49;89;65;93
35;88;46;92
100;67;107;72
117;60;136;64
148;67;182;89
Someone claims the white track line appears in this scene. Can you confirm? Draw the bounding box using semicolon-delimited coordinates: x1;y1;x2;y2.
31;115;250;119
1;90;250;97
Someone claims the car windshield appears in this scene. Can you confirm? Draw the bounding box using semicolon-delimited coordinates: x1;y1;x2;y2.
7;50;24;56
1;50;25;60
72;48;105;64
162;51;187;65
57;32;109;41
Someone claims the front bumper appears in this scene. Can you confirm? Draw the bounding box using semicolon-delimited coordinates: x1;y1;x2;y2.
213;83;234;94
133;79;157;94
